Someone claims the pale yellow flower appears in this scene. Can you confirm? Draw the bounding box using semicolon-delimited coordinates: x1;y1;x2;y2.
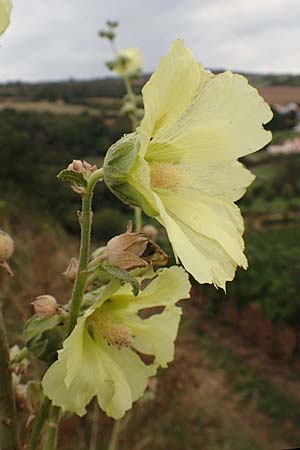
42;267;190;419
103;40;272;289
0;0;12;35
110;48;142;76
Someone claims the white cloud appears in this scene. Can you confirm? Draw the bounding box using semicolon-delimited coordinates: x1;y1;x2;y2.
0;0;299;81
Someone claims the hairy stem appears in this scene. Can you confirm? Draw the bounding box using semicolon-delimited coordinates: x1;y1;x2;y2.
0;303;19;450
28;397;51;450
68;169;103;333
42;406;60;450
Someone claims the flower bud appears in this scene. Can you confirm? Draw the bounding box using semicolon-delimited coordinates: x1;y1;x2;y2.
62;258;79;283
33;295;58;319
0;230;14;276
0;229;14;262
106;222;168;270
142;224;158;242
104;133;159;217
67;160;97;181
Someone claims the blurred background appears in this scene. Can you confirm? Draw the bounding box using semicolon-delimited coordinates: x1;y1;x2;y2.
1;0;300;449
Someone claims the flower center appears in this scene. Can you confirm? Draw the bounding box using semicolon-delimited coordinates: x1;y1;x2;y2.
91;310;133;349
150;161;184;192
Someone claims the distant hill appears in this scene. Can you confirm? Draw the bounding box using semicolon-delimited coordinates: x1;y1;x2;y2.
0;72;299;105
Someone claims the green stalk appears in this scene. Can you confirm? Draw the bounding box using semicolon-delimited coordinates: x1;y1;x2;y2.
42;406;60;450
29;168;103;450
0;304;19;450
123;75;138;129
134;206;142;232
68;168;103;333
28;397;51;450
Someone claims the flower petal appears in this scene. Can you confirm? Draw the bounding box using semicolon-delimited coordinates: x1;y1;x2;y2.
130;306;182;367
146;71;272;164
137;40;210;154
0;0;12;35
42;330;107;416
110;266;191;311
159;209;239;289
97;342;155;418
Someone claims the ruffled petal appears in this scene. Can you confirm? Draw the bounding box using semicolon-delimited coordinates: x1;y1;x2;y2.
128;306;182;367
159;209;239;289
137;40;210;154
146;71;272;164
97;341;155;418
109;266;191;312
42;329;107;416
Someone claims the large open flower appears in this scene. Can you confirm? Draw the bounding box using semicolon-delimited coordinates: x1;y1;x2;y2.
0;0;12;35
42;267;190;419
103;40;272;289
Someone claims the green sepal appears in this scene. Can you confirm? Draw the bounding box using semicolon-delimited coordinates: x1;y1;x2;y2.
57;169;87;189
88;260;140;296
24;315;66;364
103;133;158;217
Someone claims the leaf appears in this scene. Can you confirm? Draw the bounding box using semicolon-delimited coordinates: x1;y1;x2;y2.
24;315;62;341
57;169;87;189
97;260;140;296
24;315;66;363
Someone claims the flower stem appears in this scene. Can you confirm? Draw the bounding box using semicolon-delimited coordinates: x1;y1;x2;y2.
28;397;51;450
89;400;99;450
30;168;103;450
107;420;122;450
123;75;138;129
134;206;142;232
68;169;103;334
42;406;60;450
0;303;19;450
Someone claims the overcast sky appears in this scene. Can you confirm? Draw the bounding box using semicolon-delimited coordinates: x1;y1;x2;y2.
0;0;299;82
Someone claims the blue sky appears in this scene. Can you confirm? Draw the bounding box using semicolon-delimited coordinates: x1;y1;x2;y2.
0;0;299;81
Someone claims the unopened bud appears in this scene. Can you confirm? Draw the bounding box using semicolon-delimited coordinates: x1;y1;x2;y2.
63;258;79;283
0;230;14;262
0;230;14;276
67;160;97;180
142;224;158;242
33;295;58;319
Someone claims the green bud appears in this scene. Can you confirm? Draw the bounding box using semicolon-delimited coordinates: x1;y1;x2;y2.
106;20;119;29
103;133;158;217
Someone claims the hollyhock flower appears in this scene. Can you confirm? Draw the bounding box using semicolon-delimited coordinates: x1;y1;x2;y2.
42;267;190;419
103;40;272;289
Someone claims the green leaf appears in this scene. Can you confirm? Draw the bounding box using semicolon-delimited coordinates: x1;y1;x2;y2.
24;315;66;363
96;260;140;296
57;169;87;189
24;315;62;341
